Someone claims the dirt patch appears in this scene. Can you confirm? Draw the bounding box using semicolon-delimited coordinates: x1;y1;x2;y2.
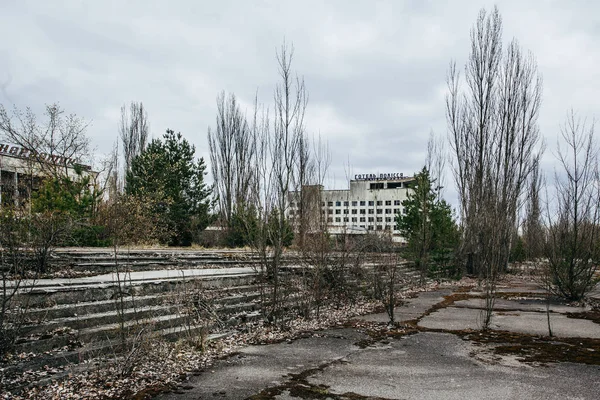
455;329;600;365
566;310;600;325
395;286;600;366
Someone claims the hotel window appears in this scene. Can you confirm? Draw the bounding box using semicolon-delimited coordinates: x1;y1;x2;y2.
351;217;357;222
335;217;341;222
336;209;341;214
352;201;358;206
360;201;366;206
385;209;392;214
343;209;349;214
327;217;333;223
368;217;374;222
343;217;349;222
377;209;383;214
377;200;382;206
368;201;374;206
385;200;392;206
328;201;333;206
351;209;357;214
393;208;399;214
344;201;349;206
368;226;374;230
377;217;383;222
368;209;374;214
336;201;341;207
360;209;366;214
360;217;366;222
328;209;333;214
385;217;392;222
376;225;383;230
394;200;401;205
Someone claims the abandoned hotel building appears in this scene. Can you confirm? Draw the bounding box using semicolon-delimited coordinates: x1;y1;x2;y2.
0;142;95;208
288;173;415;242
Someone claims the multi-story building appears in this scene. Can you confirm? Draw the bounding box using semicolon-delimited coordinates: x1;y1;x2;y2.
288;173;415;242
0;142;96;208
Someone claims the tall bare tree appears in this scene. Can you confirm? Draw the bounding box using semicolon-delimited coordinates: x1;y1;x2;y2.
524;158;544;259
120;101;149;188
447;7;543;328
425;130;447;201
447;6;542;274
545;112;600;301
247;41;307;323
208;92;254;228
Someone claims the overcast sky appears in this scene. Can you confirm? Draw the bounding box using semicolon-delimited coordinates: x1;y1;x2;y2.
1;0;599;206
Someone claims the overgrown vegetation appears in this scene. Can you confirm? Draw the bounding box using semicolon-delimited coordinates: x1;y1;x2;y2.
125;129;213;246
397;167;459;280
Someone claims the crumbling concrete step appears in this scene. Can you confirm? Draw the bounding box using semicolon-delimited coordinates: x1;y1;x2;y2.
22;289;262;323
13;298;262;354
22;294;164;321
16;274;259;307
19;304;181;336
14;313;189;354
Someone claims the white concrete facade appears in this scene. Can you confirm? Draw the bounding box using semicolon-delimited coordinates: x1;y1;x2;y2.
288;175;415;242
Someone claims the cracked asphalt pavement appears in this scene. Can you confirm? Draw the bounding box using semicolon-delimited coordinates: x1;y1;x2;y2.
155;285;600;400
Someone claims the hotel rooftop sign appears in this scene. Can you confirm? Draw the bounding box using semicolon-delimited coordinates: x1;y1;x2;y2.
0;143;91;170
354;172;404;181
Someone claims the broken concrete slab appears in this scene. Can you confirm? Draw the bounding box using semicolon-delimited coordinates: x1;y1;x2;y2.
418;306;600;338
359;289;453;323
453;297;591;314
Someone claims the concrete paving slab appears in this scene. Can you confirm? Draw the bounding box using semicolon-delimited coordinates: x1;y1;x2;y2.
453;298;590;314
154;329;367;400
359;289;452;323
309;332;600;400
419;307;600;338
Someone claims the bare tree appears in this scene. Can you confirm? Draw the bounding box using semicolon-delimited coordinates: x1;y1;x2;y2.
120;101;149;189
545;111;600;301
425;130;447;201
208;92;255;229
293;132;313;249
524;158;544;260
246;41;307;323
0;209;31;356
447;7;543;329
0;103;91;179
293;134;332;317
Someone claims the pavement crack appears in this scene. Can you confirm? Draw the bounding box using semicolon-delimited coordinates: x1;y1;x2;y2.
245;352;360;399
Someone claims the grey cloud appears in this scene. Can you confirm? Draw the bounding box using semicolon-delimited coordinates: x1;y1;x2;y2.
1;0;599;209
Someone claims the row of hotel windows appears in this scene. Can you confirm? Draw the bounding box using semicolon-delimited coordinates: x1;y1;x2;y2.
290;200;402;207
330;216;396;223
352;225;397;231
289;208;402;216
